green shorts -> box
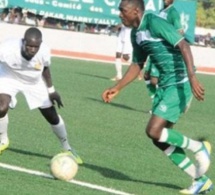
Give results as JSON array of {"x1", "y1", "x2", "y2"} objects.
[
  {"x1": 144, "y1": 58, "x2": 159, "y2": 77},
  {"x1": 152, "y1": 81, "x2": 193, "y2": 123}
]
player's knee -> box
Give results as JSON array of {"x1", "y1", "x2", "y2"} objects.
[
  {"x1": 48, "y1": 114, "x2": 59, "y2": 125},
  {"x1": 145, "y1": 126, "x2": 161, "y2": 140},
  {"x1": 0, "y1": 104, "x2": 9, "y2": 118},
  {"x1": 40, "y1": 107, "x2": 60, "y2": 125}
]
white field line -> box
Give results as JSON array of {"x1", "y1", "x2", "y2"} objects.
[{"x1": 0, "y1": 162, "x2": 135, "y2": 195}]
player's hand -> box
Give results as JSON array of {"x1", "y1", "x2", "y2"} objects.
[
  {"x1": 102, "y1": 88, "x2": 119, "y2": 103},
  {"x1": 49, "y1": 91, "x2": 64, "y2": 108},
  {"x1": 122, "y1": 54, "x2": 130, "y2": 61},
  {"x1": 189, "y1": 76, "x2": 205, "y2": 101}
]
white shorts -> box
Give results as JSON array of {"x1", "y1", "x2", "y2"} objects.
[
  {"x1": 0, "y1": 77, "x2": 52, "y2": 110},
  {"x1": 116, "y1": 39, "x2": 132, "y2": 55}
]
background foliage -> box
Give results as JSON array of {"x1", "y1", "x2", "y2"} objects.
[{"x1": 197, "y1": 0, "x2": 215, "y2": 28}]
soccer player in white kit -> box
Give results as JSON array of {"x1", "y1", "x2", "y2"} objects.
[
  {"x1": 111, "y1": 24, "x2": 132, "y2": 81},
  {"x1": 111, "y1": 24, "x2": 143, "y2": 81},
  {"x1": 0, "y1": 27, "x2": 83, "y2": 164}
]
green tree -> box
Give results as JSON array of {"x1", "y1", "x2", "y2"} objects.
[{"x1": 196, "y1": 0, "x2": 215, "y2": 28}]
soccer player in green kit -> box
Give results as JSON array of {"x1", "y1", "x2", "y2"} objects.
[
  {"x1": 102, "y1": 0, "x2": 213, "y2": 194},
  {"x1": 159, "y1": 0, "x2": 184, "y2": 34},
  {"x1": 144, "y1": 0, "x2": 184, "y2": 109}
]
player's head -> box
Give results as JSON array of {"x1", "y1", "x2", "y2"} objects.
[
  {"x1": 21, "y1": 27, "x2": 42, "y2": 60},
  {"x1": 163, "y1": 0, "x2": 174, "y2": 8},
  {"x1": 118, "y1": 0, "x2": 144, "y2": 28}
]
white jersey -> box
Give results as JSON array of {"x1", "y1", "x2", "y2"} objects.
[
  {"x1": 118, "y1": 25, "x2": 131, "y2": 43},
  {"x1": 0, "y1": 38, "x2": 51, "y2": 84}
]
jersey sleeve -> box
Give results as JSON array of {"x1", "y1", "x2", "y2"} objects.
[
  {"x1": 131, "y1": 29, "x2": 147, "y2": 68},
  {"x1": 168, "y1": 8, "x2": 183, "y2": 31},
  {"x1": 149, "y1": 15, "x2": 184, "y2": 47}
]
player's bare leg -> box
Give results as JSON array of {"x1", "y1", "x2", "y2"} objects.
[{"x1": 39, "y1": 106, "x2": 83, "y2": 164}]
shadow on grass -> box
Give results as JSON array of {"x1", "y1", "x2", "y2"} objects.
[
  {"x1": 7, "y1": 147, "x2": 180, "y2": 190},
  {"x1": 75, "y1": 72, "x2": 110, "y2": 80},
  {"x1": 86, "y1": 97, "x2": 147, "y2": 113},
  {"x1": 83, "y1": 163, "x2": 181, "y2": 190},
  {"x1": 8, "y1": 148, "x2": 52, "y2": 159}
]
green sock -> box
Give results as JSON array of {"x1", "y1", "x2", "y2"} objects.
[
  {"x1": 159, "y1": 128, "x2": 202, "y2": 153},
  {"x1": 165, "y1": 146, "x2": 197, "y2": 178}
]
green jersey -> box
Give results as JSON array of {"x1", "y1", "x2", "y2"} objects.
[
  {"x1": 159, "y1": 5, "x2": 183, "y2": 32},
  {"x1": 131, "y1": 13, "x2": 187, "y2": 88}
]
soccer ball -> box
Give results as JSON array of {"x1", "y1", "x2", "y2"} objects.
[{"x1": 50, "y1": 152, "x2": 78, "y2": 181}]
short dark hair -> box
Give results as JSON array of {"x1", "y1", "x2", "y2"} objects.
[
  {"x1": 24, "y1": 27, "x2": 42, "y2": 41},
  {"x1": 120, "y1": 0, "x2": 144, "y2": 11}
]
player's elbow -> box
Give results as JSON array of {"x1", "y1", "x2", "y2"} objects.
[{"x1": 177, "y1": 39, "x2": 190, "y2": 53}]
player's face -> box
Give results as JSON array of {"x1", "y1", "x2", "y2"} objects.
[
  {"x1": 22, "y1": 38, "x2": 42, "y2": 60},
  {"x1": 118, "y1": 1, "x2": 139, "y2": 28},
  {"x1": 163, "y1": 0, "x2": 174, "y2": 7}
]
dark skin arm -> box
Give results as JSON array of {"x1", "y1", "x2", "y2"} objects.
[
  {"x1": 177, "y1": 39, "x2": 204, "y2": 101},
  {"x1": 42, "y1": 66, "x2": 53, "y2": 88},
  {"x1": 42, "y1": 67, "x2": 63, "y2": 108},
  {"x1": 102, "y1": 64, "x2": 142, "y2": 102}
]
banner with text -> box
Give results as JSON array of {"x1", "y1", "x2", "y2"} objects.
[
  {"x1": 0, "y1": 0, "x2": 121, "y2": 25},
  {"x1": 0, "y1": 0, "x2": 196, "y2": 42}
]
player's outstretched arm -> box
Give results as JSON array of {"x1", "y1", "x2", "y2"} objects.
[
  {"x1": 177, "y1": 40, "x2": 205, "y2": 101},
  {"x1": 102, "y1": 64, "x2": 142, "y2": 103},
  {"x1": 42, "y1": 66, "x2": 53, "y2": 88},
  {"x1": 43, "y1": 67, "x2": 64, "y2": 108}
]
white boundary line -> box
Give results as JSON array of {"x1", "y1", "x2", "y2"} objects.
[{"x1": 0, "y1": 162, "x2": 135, "y2": 195}]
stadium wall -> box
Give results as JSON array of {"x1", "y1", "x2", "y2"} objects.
[{"x1": 1, "y1": 23, "x2": 214, "y2": 73}]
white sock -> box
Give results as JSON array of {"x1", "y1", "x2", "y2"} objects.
[
  {"x1": 165, "y1": 146, "x2": 198, "y2": 179},
  {"x1": 51, "y1": 115, "x2": 71, "y2": 151},
  {"x1": 0, "y1": 114, "x2": 9, "y2": 144},
  {"x1": 115, "y1": 58, "x2": 122, "y2": 79},
  {"x1": 186, "y1": 139, "x2": 203, "y2": 153}
]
